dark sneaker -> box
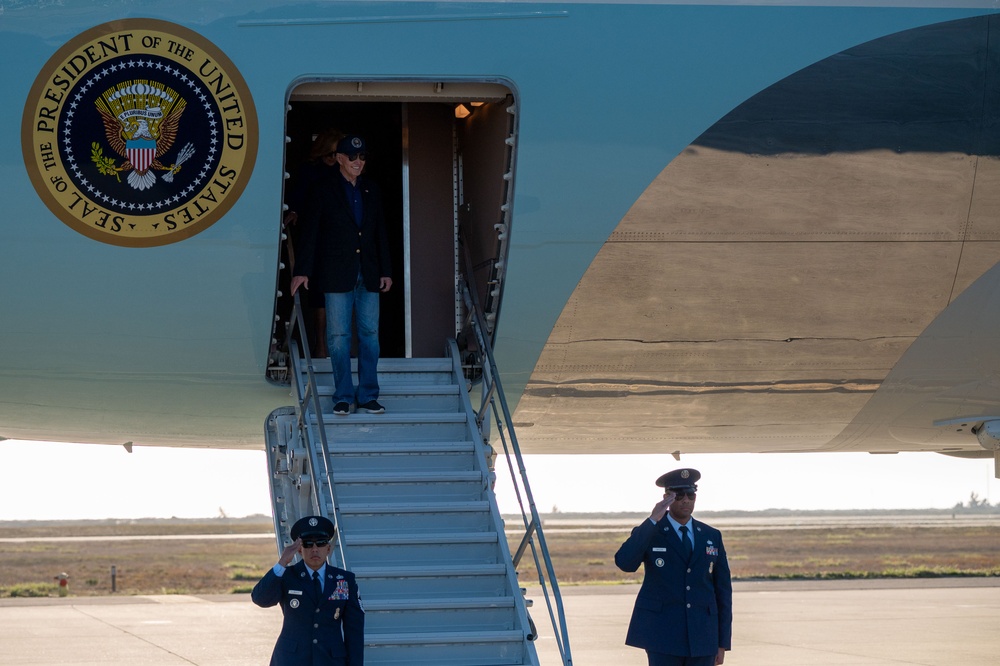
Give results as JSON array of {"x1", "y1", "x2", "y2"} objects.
[
  {"x1": 333, "y1": 402, "x2": 351, "y2": 416},
  {"x1": 357, "y1": 400, "x2": 385, "y2": 414}
]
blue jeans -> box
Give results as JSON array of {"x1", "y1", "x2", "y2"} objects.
[{"x1": 326, "y1": 276, "x2": 380, "y2": 405}]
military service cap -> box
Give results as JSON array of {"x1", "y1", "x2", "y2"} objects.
[
  {"x1": 290, "y1": 515, "x2": 335, "y2": 541},
  {"x1": 655, "y1": 468, "x2": 701, "y2": 491}
]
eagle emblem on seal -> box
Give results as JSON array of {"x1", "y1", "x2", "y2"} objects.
[{"x1": 92, "y1": 81, "x2": 194, "y2": 191}]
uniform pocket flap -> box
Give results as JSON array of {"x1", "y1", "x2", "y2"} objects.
[{"x1": 635, "y1": 596, "x2": 663, "y2": 612}]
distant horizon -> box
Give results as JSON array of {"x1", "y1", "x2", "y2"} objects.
[
  {"x1": 1, "y1": 441, "x2": 996, "y2": 521},
  {"x1": 3, "y1": 504, "x2": 1000, "y2": 526}
]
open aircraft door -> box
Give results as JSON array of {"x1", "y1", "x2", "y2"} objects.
[{"x1": 269, "y1": 79, "x2": 515, "y2": 377}]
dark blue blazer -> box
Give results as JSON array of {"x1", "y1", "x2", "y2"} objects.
[
  {"x1": 615, "y1": 517, "x2": 732, "y2": 657},
  {"x1": 251, "y1": 561, "x2": 365, "y2": 666},
  {"x1": 294, "y1": 171, "x2": 392, "y2": 294}
]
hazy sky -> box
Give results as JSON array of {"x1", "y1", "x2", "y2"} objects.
[{"x1": 1, "y1": 439, "x2": 994, "y2": 521}]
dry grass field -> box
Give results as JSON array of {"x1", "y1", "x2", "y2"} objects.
[
  {"x1": 1, "y1": 516, "x2": 998, "y2": 597},
  {"x1": 519, "y1": 524, "x2": 1000, "y2": 585}
]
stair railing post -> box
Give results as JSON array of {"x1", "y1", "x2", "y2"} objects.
[
  {"x1": 285, "y1": 292, "x2": 348, "y2": 570},
  {"x1": 458, "y1": 239, "x2": 574, "y2": 665}
]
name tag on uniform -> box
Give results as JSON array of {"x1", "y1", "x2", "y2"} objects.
[
  {"x1": 288, "y1": 590, "x2": 303, "y2": 595},
  {"x1": 652, "y1": 547, "x2": 666, "y2": 552}
]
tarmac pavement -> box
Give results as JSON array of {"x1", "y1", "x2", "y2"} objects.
[{"x1": 0, "y1": 579, "x2": 997, "y2": 665}]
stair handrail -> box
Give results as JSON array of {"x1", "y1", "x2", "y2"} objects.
[
  {"x1": 459, "y1": 247, "x2": 574, "y2": 666},
  {"x1": 286, "y1": 291, "x2": 348, "y2": 570}
]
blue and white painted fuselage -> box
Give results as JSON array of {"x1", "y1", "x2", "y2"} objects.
[{"x1": 4, "y1": 1, "x2": 1000, "y2": 467}]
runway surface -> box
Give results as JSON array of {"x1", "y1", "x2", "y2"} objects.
[{"x1": 0, "y1": 578, "x2": 997, "y2": 665}]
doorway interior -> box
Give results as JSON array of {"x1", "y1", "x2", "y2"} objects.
[{"x1": 268, "y1": 79, "x2": 516, "y2": 383}]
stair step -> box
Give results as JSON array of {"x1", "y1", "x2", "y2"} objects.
[
  {"x1": 364, "y1": 597, "x2": 515, "y2": 612},
  {"x1": 364, "y1": 632, "x2": 529, "y2": 666},
  {"x1": 328, "y1": 442, "x2": 478, "y2": 474},
  {"x1": 365, "y1": 630, "x2": 526, "y2": 646},
  {"x1": 316, "y1": 384, "x2": 461, "y2": 396},
  {"x1": 335, "y1": 471, "x2": 483, "y2": 484},
  {"x1": 338, "y1": 501, "x2": 491, "y2": 514},
  {"x1": 299, "y1": 357, "x2": 453, "y2": 374},
  {"x1": 354, "y1": 563, "x2": 507, "y2": 577},
  {"x1": 311, "y1": 384, "x2": 463, "y2": 412},
  {"x1": 312, "y1": 412, "x2": 467, "y2": 425},
  {"x1": 354, "y1": 563, "x2": 511, "y2": 598},
  {"x1": 333, "y1": 476, "x2": 485, "y2": 503},
  {"x1": 363, "y1": 596, "x2": 519, "y2": 633},
  {"x1": 310, "y1": 412, "x2": 472, "y2": 443},
  {"x1": 330, "y1": 441, "x2": 475, "y2": 454},
  {"x1": 336, "y1": 501, "x2": 496, "y2": 533},
  {"x1": 344, "y1": 532, "x2": 498, "y2": 546},
  {"x1": 346, "y1": 530, "x2": 503, "y2": 567},
  {"x1": 365, "y1": 646, "x2": 524, "y2": 666}
]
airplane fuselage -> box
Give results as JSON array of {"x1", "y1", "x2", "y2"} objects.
[{"x1": 4, "y1": 1, "x2": 1000, "y2": 463}]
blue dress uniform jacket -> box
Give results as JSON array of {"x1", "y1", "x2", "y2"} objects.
[
  {"x1": 615, "y1": 518, "x2": 732, "y2": 658},
  {"x1": 294, "y1": 172, "x2": 392, "y2": 294},
  {"x1": 252, "y1": 562, "x2": 365, "y2": 666}
]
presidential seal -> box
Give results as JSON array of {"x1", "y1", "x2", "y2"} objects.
[{"x1": 21, "y1": 19, "x2": 257, "y2": 247}]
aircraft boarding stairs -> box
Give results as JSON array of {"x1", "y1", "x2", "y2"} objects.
[{"x1": 264, "y1": 301, "x2": 572, "y2": 664}]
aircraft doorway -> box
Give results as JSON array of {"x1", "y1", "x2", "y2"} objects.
[{"x1": 268, "y1": 80, "x2": 516, "y2": 382}]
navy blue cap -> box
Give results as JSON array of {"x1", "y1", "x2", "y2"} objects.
[
  {"x1": 655, "y1": 468, "x2": 700, "y2": 490},
  {"x1": 290, "y1": 515, "x2": 335, "y2": 541},
  {"x1": 336, "y1": 135, "x2": 366, "y2": 155}
]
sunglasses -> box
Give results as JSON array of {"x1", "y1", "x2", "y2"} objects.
[
  {"x1": 301, "y1": 539, "x2": 330, "y2": 549},
  {"x1": 343, "y1": 152, "x2": 367, "y2": 161},
  {"x1": 669, "y1": 490, "x2": 697, "y2": 500}
]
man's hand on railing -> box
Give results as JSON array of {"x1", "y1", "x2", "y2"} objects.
[{"x1": 291, "y1": 275, "x2": 309, "y2": 295}]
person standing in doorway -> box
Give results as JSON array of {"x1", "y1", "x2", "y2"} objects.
[
  {"x1": 614, "y1": 468, "x2": 732, "y2": 665},
  {"x1": 291, "y1": 134, "x2": 393, "y2": 415},
  {"x1": 285, "y1": 129, "x2": 344, "y2": 359}
]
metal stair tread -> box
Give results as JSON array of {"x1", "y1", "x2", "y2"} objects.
[
  {"x1": 343, "y1": 532, "x2": 498, "y2": 546},
  {"x1": 338, "y1": 500, "x2": 491, "y2": 514},
  {"x1": 315, "y1": 384, "x2": 460, "y2": 395},
  {"x1": 364, "y1": 630, "x2": 527, "y2": 645},
  {"x1": 334, "y1": 470, "x2": 483, "y2": 483},
  {"x1": 329, "y1": 441, "x2": 475, "y2": 454},
  {"x1": 352, "y1": 563, "x2": 508, "y2": 577},
  {"x1": 364, "y1": 596, "x2": 516, "y2": 611},
  {"x1": 298, "y1": 357, "x2": 452, "y2": 373},
  {"x1": 310, "y1": 412, "x2": 467, "y2": 424}
]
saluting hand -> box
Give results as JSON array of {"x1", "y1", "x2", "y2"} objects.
[
  {"x1": 278, "y1": 538, "x2": 301, "y2": 567},
  {"x1": 649, "y1": 491, "x2": 676, "y2": 523}
]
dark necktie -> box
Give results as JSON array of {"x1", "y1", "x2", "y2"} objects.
[
  {"x1": 680, "y1": 525, "x2": 693, "y2": 560},
  {"x1": 312, "y1": 570, "x2": 322, "y2": 597}
]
